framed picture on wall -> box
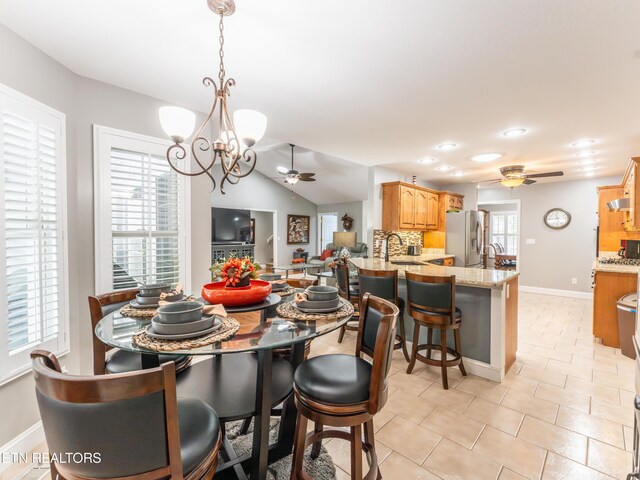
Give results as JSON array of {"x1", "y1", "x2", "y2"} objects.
[{"x1": 287, "y1": 214, "x2": 310, "y2": 244}]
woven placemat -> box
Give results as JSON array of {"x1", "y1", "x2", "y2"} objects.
[
  {"x1": 131, "y1": 317, "x2": 241, "y2": 352},
  {"x1": 276, "y1": 300, "x2": 354, "y2": 322},
  {"x1": 273, "y1": 286, "x2": 297, "y2": 298}
]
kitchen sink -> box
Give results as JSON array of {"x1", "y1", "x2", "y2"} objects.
[{"x1": 390, "y1": 261, "x2": 424, "y2": 266}]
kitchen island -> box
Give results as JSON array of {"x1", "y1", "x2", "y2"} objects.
[{"x1": 350, "y1": 256, "x2": 519, "y2": 382}]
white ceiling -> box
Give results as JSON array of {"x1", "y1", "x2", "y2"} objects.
[
  {"x1": 255, "y1": 143, "x2": 368, "y2": 204},
  {"x1": 3, "y1": 0, "x2": 640, "y2": 187}
]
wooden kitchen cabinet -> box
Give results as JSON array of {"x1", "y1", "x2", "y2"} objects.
[
  {"x1": 443, "y1": 257, "x2": 454, "y2": 266},
  {"x1": 426, "y1": 192, "x2": 439, "y2": 229},
  {"x1": 593, "y1": 271, "x2": 637, "y2": 347},
  {"x1": 445, "y1": 193, "x2": 464, "y2": 212},
  {"x1": 382, "y1": 182, "x2": 442, "y2": 231}
]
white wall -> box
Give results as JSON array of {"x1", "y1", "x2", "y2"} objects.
[
  {"x1": 477, "y1": 176, "x2": 622, "y2": 293},
  {"x1": 0, "y1": 24, "x2": 213, "y2": 447},
  {"x1": 317, "y1": 201, "x2": 364, "y2": 251}
]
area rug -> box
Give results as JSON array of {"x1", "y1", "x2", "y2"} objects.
[{"x1": 225, "y1": 418, "x2": 337, "y2": 480}]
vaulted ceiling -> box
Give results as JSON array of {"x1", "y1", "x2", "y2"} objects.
[{"x1": 2, "y1": 0, "x2": 640, "y2": 187}]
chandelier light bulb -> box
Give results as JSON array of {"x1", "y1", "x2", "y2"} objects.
[
  {"x1": 159, "y1": 106, "x2": 196, "y2": 144},
  {"x1": 233, "y1": 109, "x2": 267, "y2": 147}
]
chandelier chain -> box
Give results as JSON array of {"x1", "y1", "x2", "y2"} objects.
[{"x1": 218, "y1": 13, "x2": 225, "y2": 85}]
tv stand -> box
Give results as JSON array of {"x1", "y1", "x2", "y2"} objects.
[{"x1": 211, "y1": 244, "x2": 255, "y2": 263}]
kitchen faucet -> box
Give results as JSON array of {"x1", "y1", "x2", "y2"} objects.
[{"x1": 384, "y1": 233, "x2": 403, "y2": 262}]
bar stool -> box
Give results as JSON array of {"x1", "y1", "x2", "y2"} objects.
[
  {"x1": 358, "y1": 268, "x2": 409, "y2": 362},
  {"x1": 290, "y1": 294, "x2": 399, "y2": 480},
  {"x1": 335, "y1": 260, "x2": 360, "y2": 343},
  {"x1": 405, "y1": 272, "x2": 466, "y2": 389}
]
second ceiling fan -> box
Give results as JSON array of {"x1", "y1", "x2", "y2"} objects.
[
  {"x1": 277, "y1": 144, "x2": 316, "y2": 185},
  {"x1": 488, "y1": 165, "x2": 564, "y2": 188}
]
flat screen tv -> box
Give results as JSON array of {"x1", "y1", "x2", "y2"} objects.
[{"x1": 211, "y1": 207, "x2": 254, "y2": 244}]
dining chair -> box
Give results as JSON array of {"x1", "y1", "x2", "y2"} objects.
[
  {"x1": 88, "y1": 289, "x2": 191, "y2": 375},
  {"x1": 405, "y1": 272, "x2": 467, "y2": 389},
  {"x1": 335, "y1": 261, "x2": 360, "y2": 343},
  {"x1": 290, "y1": 294, "x2": 399, "y2": 480},
  {"x1": 31, "y1": 349, "x2": 222, "y2": 480},
  {"x1": 357, "y1": 267, "x2": 409, "y2": 362}
]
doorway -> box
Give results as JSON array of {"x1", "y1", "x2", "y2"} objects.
[
  {"x1": 250, "y1": 210, "x2": 277, "y2": 267},
  {"x1": 318, "y1": 212, "x2": 338, "y2": 252},
  {"x1": 477, "y1": 200, "x2": 521, "y2": 270}
]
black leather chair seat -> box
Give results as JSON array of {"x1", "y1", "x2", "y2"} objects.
[
  {"x1": 294, "y1": 354, "x2": 371, "y2": 405},
  {"x1": 412, "y1": 306, "x2": 462, "y2": 320},
  {"x1": 177, "y1": 398, "x2": 220, "y2": 475},
  {"x1": 106, "y1": 350, "x2": 189, "y2": 374},
  {"x1": 177, "y1": 353, "x2": 294, "y2": 421}
]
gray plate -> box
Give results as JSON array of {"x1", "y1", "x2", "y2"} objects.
[
  {"x1": 271, "y1": 283, "x2": 289, "y2": 292},
  {"x1": 130, "y1": 299, "x2": 160, "y2": 309},
  {"x1": 135, "y1": 294, "x2": 161, "y2": 306},
  {"x1": 295, "y1": 297, "x2": 341, "y2": 309},
  {"x1": 292, "y1": 298, "x2": 345, "y2": 313},
  {"x1": 151, "y1": 315, "x2": 217, "y2": 335},
  {"x1": 145, "y1": 318, "x2": 222, "y2": 340}
]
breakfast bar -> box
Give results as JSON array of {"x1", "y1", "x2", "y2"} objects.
[{"x1": 350, "y1": 256, "x2": 520, "y2": 382}]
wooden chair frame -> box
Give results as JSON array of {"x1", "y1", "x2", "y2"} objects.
[
  {"x1": 357, "y1": 268, "x2": 409, "y2": 362},
  {"x1": 290, "y1": 294, "x2": 399, "y2": 480},
  {"x1": 88, "y1": 289, "x2": 191, "y2": 375},
  {"x1": 335, "y1": 261, "x2": 360, "y2": 343},
  {"x1": 31, "y1": 350, "x2": 221, "y2": 480},
  {"x1": 404, "y1": 272, "x2": 467, "y2": 389}
]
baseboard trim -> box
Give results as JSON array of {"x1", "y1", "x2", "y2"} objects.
[
  {"x1": 0, "y1": 422, "x2": 44, "y2": 474},
  {"x1": 520, "y1": 285, "x2": 593, "y2": 300}
]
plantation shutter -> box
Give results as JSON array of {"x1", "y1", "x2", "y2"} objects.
[
  {"x1": 93, "y1": 126, "x2": 190, "y2": 295},
  {"x1": 0, "y1": 85, "x2": 68, "y2": 381}
]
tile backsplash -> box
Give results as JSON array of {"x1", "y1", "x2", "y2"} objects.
[{"x1": 373, "y1": 230, "x2": 424, "y2": 258}]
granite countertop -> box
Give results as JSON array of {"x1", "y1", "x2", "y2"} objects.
[
  {"x1": 592, "y1": 258, "x2": 640, "y2": 274},
  {"x1": 390, "y1": 253, "x2": 455, "y2": 262},
  {"x1": 350, "y1": 257, "x2": 519, "y2": 288}
]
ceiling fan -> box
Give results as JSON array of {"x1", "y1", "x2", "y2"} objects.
[
  {"x1": 485, "y1": 165, "x2": 564, "y2": 188},
  {"x1": 277, "y1": 144, "x2": 316, "y2": 185}
]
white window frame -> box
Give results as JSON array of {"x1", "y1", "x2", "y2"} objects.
[
  {"x1": 93, "y1": 125, "x2": 191, "y2": 294},
  {"x1": 490, "y1": 211, "x2": 519, "y2": 256},
  {"x1": 0, "y1": 84, "x2": 69, "y2": 385}
]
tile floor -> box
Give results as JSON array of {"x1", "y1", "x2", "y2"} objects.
[{"x1": 309, "y1": 292, "x2": 636, "y2": 480}]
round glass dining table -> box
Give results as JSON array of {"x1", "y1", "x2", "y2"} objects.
[{"x1": 95, "y1": 292, "x2": 353, "y2": 480}]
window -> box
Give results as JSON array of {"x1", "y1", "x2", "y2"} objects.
[
  {"x1": 490, "y1": 212, "x2": 518, "y2": 255},
  {"x1": 0, "y1": 84, "x2": 68, "y2": 382},
  {"x1": 94, "y1": 126, "x2": 190, "y2": 294}
]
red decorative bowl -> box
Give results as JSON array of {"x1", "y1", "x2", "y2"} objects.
[{"x1": 201, "y1": 280, "x2": 273, "y2": 307}]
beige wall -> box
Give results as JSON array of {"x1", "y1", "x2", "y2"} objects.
[{"x1": 0, "y1": 24, "x2": 211, "y2": 446}]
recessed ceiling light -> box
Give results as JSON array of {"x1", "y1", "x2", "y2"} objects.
[
  {"x1": 417, "y1": 157, "x2": 436, "y2": 164},
  {"x1": 579, "y1": 166, "x2": 598, "y2": 172},
  {"x1": 578, "y1": 158, "x2": 597, "y2": 165},
  {"x1": 502, "y1": 128, "x2": 527, "y2": 137},
  {"x1": 571, "y1": 139, "x2": 596, "y2": 148},
  {"x1": 575, "y1": 150, "x2": 596, "y2": 157},
  {"x1": 471, "y1": 153, "x2": 503, "y2": 162},
  {"x1": 436, "y1": 165, "x2": 453, "y2": 172},
  {"x1": 451, "y1": 172, "x2": 465, "y2": 177},
  {"x1": 582, "y1": 172, "x2": 595, "y2": 177},
  {"x1": 437, "y1": 143, "x2": 457, "y2": 151}
]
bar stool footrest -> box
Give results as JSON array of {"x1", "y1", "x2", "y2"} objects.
[{"x1": 414, "y1": 343, "x2": 463, "y2": 368}]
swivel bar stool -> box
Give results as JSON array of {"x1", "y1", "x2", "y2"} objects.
[
  {"x1": 357, "y1": 267, "x2": 409, "y2": 362},
  {"x1": 405, "y1": 272, "x2": 466, "y2": 389},
  {"x1": 335, "y1": 260, "x2": 360, "y2": 343},
  {"x1": 290, "y1": 294, "x2": 399, "y2": 480}
]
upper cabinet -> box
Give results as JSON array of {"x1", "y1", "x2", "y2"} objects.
[
  {"x1": 382, "y1": 182, "x2": 458, "y2": 231},
  {"x1": 444, "y1": 193, "x2": 464, "y2": 212}
]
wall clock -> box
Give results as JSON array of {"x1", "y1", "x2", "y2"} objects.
[{"x1": 544, "y1": 208, "x2": 571, "y2": 230}]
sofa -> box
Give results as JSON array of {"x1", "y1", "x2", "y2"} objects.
[{"x1": 309, "y1": 242, "x2": 368, "y2": 271}]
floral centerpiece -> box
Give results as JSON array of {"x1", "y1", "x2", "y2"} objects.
[{"x1": 210, "y1": 256, "x2": 261, "y2": 288}]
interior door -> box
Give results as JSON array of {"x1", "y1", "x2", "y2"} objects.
[{"x1": 319, "y1": 213, "x2": 338, "y2": 251}]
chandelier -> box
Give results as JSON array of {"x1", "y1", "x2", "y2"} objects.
[{"x1": 158, "y1": 0, "x2": 267, "y2": 193}]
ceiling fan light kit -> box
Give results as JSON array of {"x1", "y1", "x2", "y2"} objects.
[
  {"x1": 278, "y1": 144, "x2": 316, "y2": 185},
  {"x1": 158, "y1": 0, "x2": 267, "y2": 193}
]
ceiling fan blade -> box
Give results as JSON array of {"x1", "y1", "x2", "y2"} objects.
[
  {"x1": 298, "y1": 172, "x2": 316, "y2": 177},
  {"x1": 277, "y1": 165, "x2": 289, "y2": 174},
  {"x1": 523, "y1": 179, "x2": 537, "y2": 185},
  {"x1": 298, "y1": 177, "x2": 316, "y2": 182},
  {"x1": 524, "y1": 171, "x2": 564, "y2": 179}
]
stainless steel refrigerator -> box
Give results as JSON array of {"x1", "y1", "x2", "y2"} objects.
[{"x1": 445, "y1": 210, "x2": 484, "y2": 267}]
